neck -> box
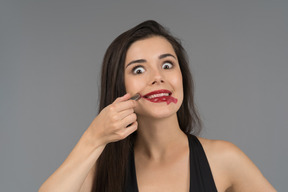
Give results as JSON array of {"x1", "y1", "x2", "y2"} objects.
[{"x1": 134, "y1": 114, "x2": 187, "y2": 161}]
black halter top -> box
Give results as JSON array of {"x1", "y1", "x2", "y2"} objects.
[{"x1": 125, "y1": 134, "x2": 217, "y2": 191}]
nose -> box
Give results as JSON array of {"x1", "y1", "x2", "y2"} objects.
[
  {"x1": 152, "y1": 78, "x2": 164, "y2": 85},
  {"x1": 150, "y1": 69, "x2": 165, "y2": 85}
]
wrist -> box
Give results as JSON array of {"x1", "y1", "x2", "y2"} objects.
[{"x1": 81, "y1": 129, "x2": 106, "y2": 150}]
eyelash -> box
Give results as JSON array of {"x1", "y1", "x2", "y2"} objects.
[{"x1": 131, "y1": 61, "x2": 174, "y2": 75}]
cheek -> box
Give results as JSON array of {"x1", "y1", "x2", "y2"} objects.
[
  {"x1": 172, "y1": 72, "x2": 184, "y2": 105},
  {"x1": 125, "y1": 75, "x2": 146, "y2": 93},
  {"x1": 171, "y1": 72, "x2": 183, "y2": 91}
]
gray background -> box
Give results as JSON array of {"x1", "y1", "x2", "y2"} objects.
[{"x1": 0, "y1": 0, "x2": 287, "y2": 191}]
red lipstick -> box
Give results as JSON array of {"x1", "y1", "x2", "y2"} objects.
[{"x1": 143, "y1": 89, "x2": 177, "y2": 104}]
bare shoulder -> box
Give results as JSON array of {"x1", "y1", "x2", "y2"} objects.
[
  {"x1": 197, "y1": 137, "x2": 244, "y2": 165},
  {"x1": 197, "y1": 137, "x2": 238, "y2": 156},
  {"x1": 197, "y1": 137, "x2": 276, "y2": 192}
]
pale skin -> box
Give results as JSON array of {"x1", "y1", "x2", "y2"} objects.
[{"x1": 39, "y1": 36, "x2": 276, "y2": 192}]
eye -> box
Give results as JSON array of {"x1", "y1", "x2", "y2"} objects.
[
  {"x1": 162, "y1": 62, "x2": 173, "y2": 69},
  {"x1": 132, "y1": 66, "x2": 145, "y2": 74}
]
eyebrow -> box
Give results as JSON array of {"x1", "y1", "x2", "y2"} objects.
[{"x1": 125, "y1": 53, "x2": 176, "y2": 68}]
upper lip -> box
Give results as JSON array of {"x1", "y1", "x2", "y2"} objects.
[{"x1": 143, "y1": 89, "x2": 172, "y2": 98}]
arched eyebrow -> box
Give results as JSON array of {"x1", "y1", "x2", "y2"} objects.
[
  {"x1": 159, "y1": 53, "x2": 176, "y2": 60},
  {"x1": 125, "y1": 59, "x2": 146, "y2": 69},
  {"x1": 125, "y1": 53, "x2": 176, "y2": 69}
]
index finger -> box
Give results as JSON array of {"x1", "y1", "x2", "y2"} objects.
[
  {"x1": 114, "y1": 99, "x2": 136, "y2": 112},
  {"x1": 113, "y1": 93, "x2": 131, "y2": 104}
]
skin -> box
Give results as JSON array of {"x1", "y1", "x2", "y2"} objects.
[
  {"x1": 39, "y1": 93, "x2": 138, "y2": 192},
  {"x1": 124, "y1": 35, "x2": 189, "y2": 191},
  {"x1": 124, "y1": 36, "x2": 276, "y2": 192},
  {"x1": 39, "y1": 36, "x2": 276, "y2": 192}
]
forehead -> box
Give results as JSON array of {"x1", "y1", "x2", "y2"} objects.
[{"x1": 125, "y1": 36, "x2": 176, "y2": 62}]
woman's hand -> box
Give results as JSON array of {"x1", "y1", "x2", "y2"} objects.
[
  {"x1": 86, "y1": 93, "x2": 138, "y2": 147},
  {"x1": 39, "y1": 93, "x2": 138, "y2": 192}
]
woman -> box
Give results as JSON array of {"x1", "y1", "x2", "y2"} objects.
[{"x1": 39, "y1": 20, "x2": 276, "y2": 192}]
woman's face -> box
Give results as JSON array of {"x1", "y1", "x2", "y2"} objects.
[{"x1": 124, "y1": 36, "x2": 183, "y2": 119}]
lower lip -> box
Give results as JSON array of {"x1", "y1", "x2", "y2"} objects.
[{"x1": 144, "y1": 96, "x2": 178, "y2": 105}]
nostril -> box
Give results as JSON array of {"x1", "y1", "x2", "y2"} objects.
[{"x1": 152, "y1": 79, "x2": 164, "y2": 85}]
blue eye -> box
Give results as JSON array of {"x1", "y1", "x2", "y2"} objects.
[
  {"x1": 162, "y1": 62, "x2": 173, "y2": 69},
  {"x1": 132, "y1": 66, "x2": 145, "y2": 74}
]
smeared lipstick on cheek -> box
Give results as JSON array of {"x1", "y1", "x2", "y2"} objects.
[{"x1": 166, "y1": 96, "x2": 177, "y2": 104}]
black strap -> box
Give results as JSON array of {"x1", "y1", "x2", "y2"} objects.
[
  {"x1": 125, "y1": 148, "x2": 139, "y2": 192},
  {"x1": 188, "y1": 134, "x2": 217, "y2": 191}
]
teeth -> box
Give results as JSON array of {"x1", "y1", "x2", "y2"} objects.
[{"x1": 147, "y1": 93, "x2": 169, "y2": 99}]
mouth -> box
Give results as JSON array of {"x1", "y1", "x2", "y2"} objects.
[
  {"x1": 142, "y1": 89, "x2": 176, "y2": 104},
  {"x1": 143, "y1": 89, "x2": 172, "y2": 99}
]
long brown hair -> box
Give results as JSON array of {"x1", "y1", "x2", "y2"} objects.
[{"x1": 92, "y1": 20, "x2": 202, "y2": 192}]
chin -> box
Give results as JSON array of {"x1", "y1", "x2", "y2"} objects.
[
  {"x1": 138, "y1": 112, "x2": 177, "y2": 120},
  {"x1": 135, "y1": 104, "x2": 181, "y2": 119}
]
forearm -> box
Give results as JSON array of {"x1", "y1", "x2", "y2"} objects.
[
  {"x1": 39, "y1": 130, "x2": 105, "y2": 192},
  {"x1": 39, "y1": 94, "x2": 137, "y2": 192}
]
